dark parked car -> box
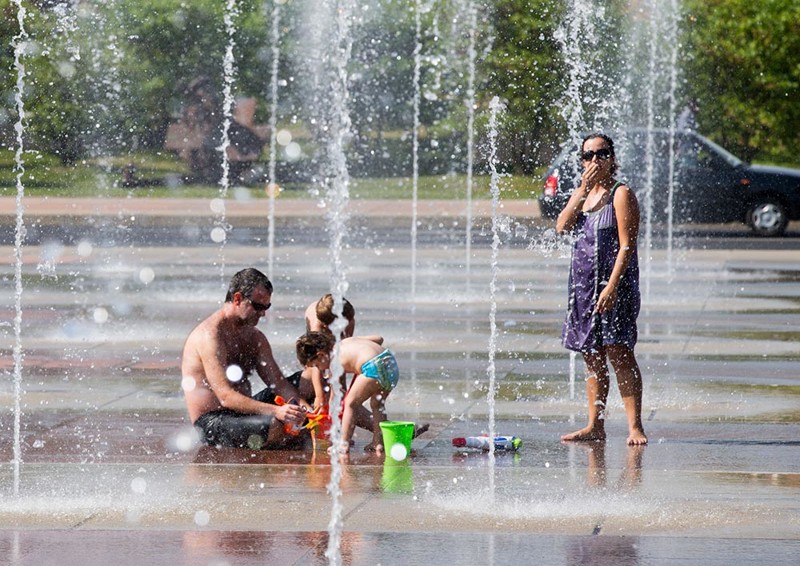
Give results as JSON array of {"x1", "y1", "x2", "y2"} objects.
[{"x1": 538, "y1": 128, "x2": 800, "y2": 236}]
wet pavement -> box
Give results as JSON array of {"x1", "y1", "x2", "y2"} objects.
[{"x1": 1, "y1": 197, "x2": 799, "y2": 565}]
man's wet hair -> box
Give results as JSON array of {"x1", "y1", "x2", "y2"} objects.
[
  {"x1": 316, "y1": 294, "x2": 355, "y2": 325},
  {"x1": 225, "y1": 267, "x2": 273, "y2": 302},
  {"x1": 296, "y1": 331, "x2": 336, "y2": 366}
]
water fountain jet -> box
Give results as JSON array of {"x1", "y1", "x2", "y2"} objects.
[
  {"x1": 266, "y1": 0, "x2": 283, "y2": 282},
  {"x1": 215, "y1": 0, "x2": 240, "y2": 288},
  {"x1": 485, "y1": 95, "x2": 505, "y2": 493},
  {"x1": 11, "y1": 0, "x2": 29, "y2": 498}
]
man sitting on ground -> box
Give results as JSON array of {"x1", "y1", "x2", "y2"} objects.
[{"x1": 181, "y1": 267, "x2": 310, "y2": 449}]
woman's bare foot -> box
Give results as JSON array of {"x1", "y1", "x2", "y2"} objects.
[
  {"x1": 413, "y1": 423, "x2": 430, "y2": 438},
  {"x1": 561, "y1": 426, "x2": 606, "y2": 442},
  {"x1": 626, "y1": 428, "x2": 648, "y2": 445}
]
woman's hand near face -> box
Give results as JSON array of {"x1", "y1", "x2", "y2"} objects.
[{"x1": 581, "y1": 161, "x2": 601, "y2": 192}]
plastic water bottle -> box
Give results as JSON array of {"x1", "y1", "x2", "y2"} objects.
[{"x1": 452, "y1": 435, "x2": 522, "y2": 451}]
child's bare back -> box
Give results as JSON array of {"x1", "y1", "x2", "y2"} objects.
[{"x1": 338, "y1": 337, "x2": 386, "y2": 376}]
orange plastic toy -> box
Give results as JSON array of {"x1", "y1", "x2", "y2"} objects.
[{"x1": 274, "y1": 396, "x2": 331, "y2": 438}]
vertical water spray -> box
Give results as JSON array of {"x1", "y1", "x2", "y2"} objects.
[
  {"x1": 266, "y1": 0, "x2": 283, "y2": 281},
  {"x1": 84, "y1": 0, "x2": 125, "y2": 187},
  {"x1": 554, "y1": 0, "x2": 604, "y2": 400},
  {"x1": 664, "y1": 0, "x2": 681, "y2": 275},
  {"x1": 53, "y1": 1, "x2": 81, "y2": 60},
  {"x1": 554, "y1": 2, "x2": 585, "y2": 401},
  {"x1": 408, "y1": 0, "x2": 424, "y2": 405},
  {"x1": 641, "y1": 1, "x2": 658, "y2": 303},
  {"x1": 315, "y1": 1, "x2": 356, "y2": 563},
  {"x1": 411, "y1": 0, "x2": 422, "y2": 302},
  {"x1": 464, "y1": 0, "x2": 477, "y2": 284},
  {"x1": 11, "y1": 0, "x2": 28, "y2": 497},
  {"x1": 633, "y1": 0, "x2": 684, "y2": 299},
  {"x1": 215, "y1": 0, "x2": 239, "y2": 287},
  {"x1": 485, "y1": 96, "x2": 505, "y2": 495}
]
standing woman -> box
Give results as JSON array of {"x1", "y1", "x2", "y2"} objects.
[{"x1": 557, "y1": 133, "x2": 648, "y2": 445}]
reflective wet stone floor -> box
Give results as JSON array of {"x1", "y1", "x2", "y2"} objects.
[{"x1": 1, "y1": 200, "x2": 799, "y2": 564}]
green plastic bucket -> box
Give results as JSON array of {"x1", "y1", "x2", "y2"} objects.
[{"x1": 379, "y1": 420, "x2": 414, "y2": 461}]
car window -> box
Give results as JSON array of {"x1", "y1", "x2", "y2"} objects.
[
  {"x1": 675, "y1": 136, "x2": 704, "y2": 169},
  {"x1": 615, "y1": 132, "x2": 671, "y2": 190},
  {"x1": 695, "y1": 135, "x2": 744, "y2": 167},
  {"x1": 675, "y1": 133, "x2": 733, "y2": 170}
]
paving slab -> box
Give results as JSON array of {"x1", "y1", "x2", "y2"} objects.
[{"x1": 1, "y1": 198, "x2": 799, "y2": 565}]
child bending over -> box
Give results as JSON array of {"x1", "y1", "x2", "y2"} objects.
[{"x1": 296, "y1": 331, "x2": 399, "y2": 453}]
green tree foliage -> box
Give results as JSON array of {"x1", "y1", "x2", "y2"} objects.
[
  {"x1": 482, "y1": 0, "x2": 564, "y2": 174},
  {"x1": 1, "y1": 0, "x2": 276, "y2": 165},
  {"x1": 682, "y1": 0, "x2": 800, "y2": 163},
  {"x1": 1, "y1": 0, "x2": 798, "y2": 176},
  {"x1": 118, "y1": 0, "x2": 277, "y2": 142},
  {"x1": 1, "y1": 1, "x2": 88, "y2": 164}
]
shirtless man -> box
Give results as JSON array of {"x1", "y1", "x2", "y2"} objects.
[{"x1": 182, "y1": 267, "x2": 309, "y2": 449}]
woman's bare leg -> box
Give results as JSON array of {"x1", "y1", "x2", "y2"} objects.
[
  {"x1": 561, "y1": 350, "x2": 609, "y2": 442},
  {"x1": 608, "y1": 345, "x2": 647, "y2": 445}
]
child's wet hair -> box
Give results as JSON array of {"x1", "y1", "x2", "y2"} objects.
[
  {"x1": 316, "y1": 294, "x2": 355, "y2": 325},
  {"x1": 296, "y1": 331, "x2": 336, "y2": 366}
]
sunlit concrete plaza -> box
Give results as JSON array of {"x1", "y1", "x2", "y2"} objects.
[{"x1": 1, "y1": 198, "x2": 799, "y2": 565}]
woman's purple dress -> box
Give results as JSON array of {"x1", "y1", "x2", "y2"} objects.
[{"x1": 562, "y1": 182, "x2": 640, "y2": 353}]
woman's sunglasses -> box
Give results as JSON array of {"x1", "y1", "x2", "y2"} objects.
[{"x1": 579, "y1": 148, "x2": 613, "y2": 161}]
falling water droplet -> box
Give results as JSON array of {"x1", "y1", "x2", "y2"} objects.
[
  {"x1": 130, "y1": 477, "x2": 147, "y2": 494},
  {"x1": 93, "y1": 307, "x2": 109, "y2": 324},
  {"x1": 194, "y1": 510, "x2": 210, "y2": 526},
  {"x1": 138, "y1": 267, "x2": 155, "y2": 284},
  {"x1": 210, "y1": 226, "x2": 227, "y2": 243},
  {"x1": 389, "y1": 443, "x2": 408, "y2": 461},
  {"x1": 226, "y1": 364, "x2": 243, "y2": 382}
]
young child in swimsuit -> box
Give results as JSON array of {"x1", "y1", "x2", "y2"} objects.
[{"x1": 296, "y1": 331, "x2": 399, "y2": 454}]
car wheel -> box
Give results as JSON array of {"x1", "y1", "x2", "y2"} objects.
[{"x1": 748, "y1": 199, "x2": 788, "y2": 237}]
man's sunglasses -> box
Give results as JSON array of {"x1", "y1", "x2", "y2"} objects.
[
  {"x1": 246, "y1": 298, "x2": 272, "y2": 312},
  {"x1": 579, "y1": 148, "x2": 613, "y2": 161}
]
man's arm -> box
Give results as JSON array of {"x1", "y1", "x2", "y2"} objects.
[
  {"x1": 253, "y1": 331, "x2": 313, "y2": 412},
  {"x1": 198, "y1": 328, "x2": 306, "y2": 422}
]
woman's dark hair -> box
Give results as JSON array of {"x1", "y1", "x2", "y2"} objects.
[
  {"x1": 225, "y1": 267, "x2": 272, "y2": 302},
  {"x1": 296, "y1": 331, "x2": 335, "y2": 366},
  {"x1": 581, "y1": 132, "x2": 618, "y2": 175}
]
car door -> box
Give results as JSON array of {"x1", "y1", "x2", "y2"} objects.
[
  {"x1": 615, "y1": 130, "x2": 670, "y2": 223},
  {"x1": 673, "y1": 132, "x2": 741, "y2": 223}
]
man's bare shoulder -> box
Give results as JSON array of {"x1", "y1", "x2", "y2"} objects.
[
  {"x1": 242, "y1": 324, "x2": 270, "y2": 348},
  {"x1": 185, "y1": 311, "x2": 219, "y2": 342},
  {"x1": 183, "y1": 310, "x2": 231, "y2": 362}
]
